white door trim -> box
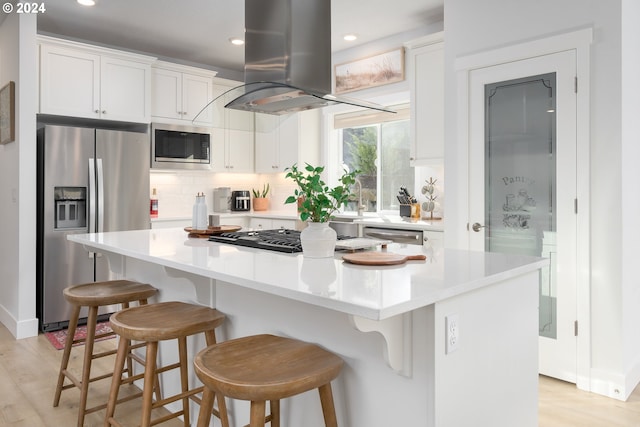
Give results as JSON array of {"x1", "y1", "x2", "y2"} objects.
[{"x1": 454, "y1": 28, "x2": 592, "y2": 392}]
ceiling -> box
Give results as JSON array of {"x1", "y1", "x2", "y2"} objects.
[{"x1": 37, "y1": 0, "x2": 444, "y2": 76}]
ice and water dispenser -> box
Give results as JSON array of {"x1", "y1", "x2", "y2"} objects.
[{"x1": 54, "y1": 187, "x2": 86, "y2": 229}]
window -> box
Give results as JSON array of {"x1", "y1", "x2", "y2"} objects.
[{"x1": 335, "y1": 105, "x2": 413, "y2": 213}]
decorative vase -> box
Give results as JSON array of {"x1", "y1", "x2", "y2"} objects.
[
  {"x1": 253, "y1": 197, "x2": 269, "y2": 211},
  {"x1": 300, "y1": 222, "x2": 337, "y2": 258}
]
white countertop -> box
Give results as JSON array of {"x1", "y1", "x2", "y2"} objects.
[{"x1": 68, "y1": 228, "x2": 546, "y2": 320}]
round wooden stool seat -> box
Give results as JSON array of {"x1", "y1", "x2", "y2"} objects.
[
  {"x1": 105, "y1": 301, "x2": 229, "y2": 427},
  {"x1": 195, "y1": 334, "x2": 344, "y2": 427},
  {"x1": 109, "y1": 300, "x2": 225, "y2": 341},
  {"x1": 63, "y1": 279, "x2": 157, "y2": 307},
  {"x1": 53, "y1": 280, "x2": 158, "y2": 427}
]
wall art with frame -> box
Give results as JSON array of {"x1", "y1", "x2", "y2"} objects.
[
  {"x1": 0, "y1": 81, "x2": 15, "y2": 145},
  {"x1": 334, "y1": 48, "x2": 405, "y2": 94}
]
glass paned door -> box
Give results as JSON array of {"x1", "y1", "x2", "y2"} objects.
[
  {"x1": 468, "y1": 50, "x2": 577, "y2": 383},
  {"x1": 485, "y1": 73, "x2": 557, "y2": 339}
]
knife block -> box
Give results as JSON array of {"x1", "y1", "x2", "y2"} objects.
[
  {"x1": 399, "y1": 204, "x2": 412, "y2": 217},
  {"x1": 399, "y1": 203, "x2": 421, "y2": 218}
]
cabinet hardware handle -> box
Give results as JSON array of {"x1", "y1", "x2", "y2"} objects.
[
  {"x1": 94, "y1": 109, "x2": 100, "y2": 113},
  {"x1": 102, "y1": 110, "x2": 106, "y2": 114}
]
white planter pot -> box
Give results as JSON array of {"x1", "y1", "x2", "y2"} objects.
[{"x1": 300, "y1": 222, "x2": 337, "y2": 258}]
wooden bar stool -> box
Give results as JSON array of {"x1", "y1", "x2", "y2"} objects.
[
  {"x1": 53, "y1": 279, "x2": 158, "y2": 427},
  {"x1": 104, "y1": 301, "x2": 228, "y2": 427},
  {"x1": 194, "y1": 334, "x2": 344, "y2": 427}
]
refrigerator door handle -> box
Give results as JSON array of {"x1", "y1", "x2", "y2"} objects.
[
  {"x1": 88, "y1": 158, "x2": 96, "y2": 258},
  {"x1": 97, "y1": 158, "x2": 104, "y2": 233}
]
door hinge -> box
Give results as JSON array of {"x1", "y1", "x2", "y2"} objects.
[
  {"x1": 574, "y1": 320, "x2": 579, "y2": 336},
  {"x1": 574, "y1": 198, "x2": 578, "y2": 214},
  {"x1": 574, "y1": 76, "x2": 578, "y2": 93}
]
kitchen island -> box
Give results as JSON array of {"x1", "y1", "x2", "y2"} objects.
[{"x1": 68, "y1": 228, "x2": 547, "y2": 427}]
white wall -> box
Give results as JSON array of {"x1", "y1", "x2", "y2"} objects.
[
  {"x1": 444, "y1": 0, "x2": 640, "y2": 399},
  {"x1": 620, "y1": 0, "x2": 640, "y2": 394},
  {"x1": 0, "y1": 13, "x2": 39, "y2": 338}
]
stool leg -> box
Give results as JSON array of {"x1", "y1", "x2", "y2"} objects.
[
  {"x1": 53, "y1": 304, "x2": 81, "y2": 407},
  {"x1": 318, "y1": 383, "x2": 338, "y2": 427},
  {"x1": 196, "y1": 387, "x2": 214, "y2": 427},
  {"x1": 203, "y1": 329, "x2": 231, "y2": 427},
  {"x1": 104, "y1": 334, "x2": 129, "y2": 427},
  {"x1": 249, "y1": 401, "x2": 267, "y2": 427},
  {"x1": 141, "y1": 341, "x2": 159, "y2": 427},
  {"x1": 122, "y1": 302, "x2": 134, "y2": 380},
  {"x1": 178, "y1": 336, "x2": 190, "y2": 427},
  {"x1": 76, "y1": 305, "x2": 99, "y2": 427},
  {"x1": 270, "y1": 400, "x2": 280, "y2": 427}
]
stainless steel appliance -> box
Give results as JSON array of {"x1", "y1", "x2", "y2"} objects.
[
  {"x1": 231, "y1": 190, "x2": 251, "y2": 211},
  {"x1": 193, "y1": 0, "x2": 393, "y2": 119},
  {"x1": 151, "y1": 122, "x2": 211, "y2": 170},
  {"x1": 36, "y1": 125, "x2": 150, "y2": 331},
  {"x1": 362, "y1": 227, "x2": 424, "y2": 245},
  {"x1": 213, "y1": 187, "x2": 231, "y2": 212},
  {"x1": 208, "y1": 229, "x2": 359, "y2": 253}
]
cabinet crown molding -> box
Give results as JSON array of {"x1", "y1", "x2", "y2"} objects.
[
  {"x1": 153, "y1": 60, "x2": 218, "y2": 78},
  {"x1": 37, "y1": 34, "x2": 157, "y2": 64}
]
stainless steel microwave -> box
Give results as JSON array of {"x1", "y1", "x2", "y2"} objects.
[{"x1": 151, "y1": 123, "x2": 212, "y2": 170}]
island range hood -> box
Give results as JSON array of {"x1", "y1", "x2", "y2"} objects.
[{"x1": 195, "y1": 0, "x2": 395, "y2": 118}]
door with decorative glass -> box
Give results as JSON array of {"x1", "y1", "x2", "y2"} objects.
[{"x1": 468, "y1": 50, "x2": 578, "y2": 383}]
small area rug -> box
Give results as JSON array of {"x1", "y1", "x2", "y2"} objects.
[{"x1": 45, "y1": 321, "x2": 114, "y2": 350}]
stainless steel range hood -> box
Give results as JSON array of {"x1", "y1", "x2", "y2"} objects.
[{"x1": 194, "y1": 0, "x2": 395, "y2": 120}]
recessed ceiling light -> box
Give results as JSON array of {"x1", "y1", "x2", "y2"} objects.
[
  {"x1": 77, "y1": 0, "x2": 96, "y2": 6},
  {"x1": 343, "y1": 34, "x2": 358, "y2": 42},
  {"x1": 229, "y1": 37, "x2": 245, "y2": 46}
]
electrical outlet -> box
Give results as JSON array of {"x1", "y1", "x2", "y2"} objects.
[{"x1": 445, "y1": 314, "x2": 459, "y2": 354}]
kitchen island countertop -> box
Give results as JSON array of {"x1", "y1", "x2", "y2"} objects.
[{"x1": 68, "y1": 227, "x2": 545, "y2": 321}]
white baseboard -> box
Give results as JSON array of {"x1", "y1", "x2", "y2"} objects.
[
  {"x1": 0, "y1": 303, "x2": 39, "y2": 339},
  {"x1": 589, "y1": 367, "x2": 639, "y2": 401}
]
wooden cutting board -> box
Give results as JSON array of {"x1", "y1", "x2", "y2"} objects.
[
  {"x1": 342, "y1": 252, "x2": 427, "y2": 266},
  {"x1": 184, "y1": 225, "x2": 241, "y2": 238}
]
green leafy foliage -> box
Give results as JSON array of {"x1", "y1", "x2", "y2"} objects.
[
  {"x1": 252, "y1": 183, "x2": 270, "y2": 198},
  {"x1": 284, "y1": 163, "x2": 358, "y2": 222}
]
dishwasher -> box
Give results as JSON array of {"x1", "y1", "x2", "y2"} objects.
[{"x1": 362, "y1": 227, "x2": 424, "y2": 245}]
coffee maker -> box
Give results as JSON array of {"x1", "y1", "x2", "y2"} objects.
[{"x1": 231, "y1": 190, "x2": 251, "y2": 211}]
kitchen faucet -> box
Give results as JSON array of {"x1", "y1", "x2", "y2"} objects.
[{"x1": 355, "y1": 178, "x2": 366, "y2": 216}]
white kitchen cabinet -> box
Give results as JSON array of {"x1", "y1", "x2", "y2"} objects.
[
  {"x1": 39, "y1": 36, "x2": 154, "y2": 123},
  {"x1": 211, "y1": 126, "x2": 254, "y2": 173},
  {"x1": 151, "y1": 62, "x2": 216, "y2": 124},
  {"x1": 255, "y1": 110, "x2": 320, "y2": 173},
  {"x1": 423, "y1": 230, "x2": 443, "y2": 249},
  {"x1": 210, "y1": 78, "x2": 255, "y2": 173},
  {"x1": 406, "y1": 32, "x2": 444, "y2": 165},
  {"x1": 249, "y1": 217, "x2": 296, "y2": 230}
]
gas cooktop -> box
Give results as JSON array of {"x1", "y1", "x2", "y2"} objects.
[{"x1": 208, "y1": 228, "x2": 354, "y2": 253}]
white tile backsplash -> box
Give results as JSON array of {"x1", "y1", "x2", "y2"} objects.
[{"x1": 150, "y1": 171, "x2": 298, "y2": 218}]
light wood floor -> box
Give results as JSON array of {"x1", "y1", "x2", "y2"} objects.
[{"x1": 2, "y1": 322, "x2": 640, "y2": 427}]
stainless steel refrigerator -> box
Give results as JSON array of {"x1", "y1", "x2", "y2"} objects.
[{"x1": 36, "y1": 124, "x2": 150, "y2": 331}]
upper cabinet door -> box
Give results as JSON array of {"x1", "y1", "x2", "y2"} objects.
[
  {"x1": 151, "y1": 68, "x2": 182, "y2": 120},
  {"x1": 100, "y1": 56, "x2": 151, "y2": 123},
  {"x1": 407, "y1": 34, "x2": 444, "y2": 165},
  {"x1": 40, "y1": 44, "x2": 101, "y2": 119},
  {"x1": 182, "y1": 73, "x2": 213, "y2": 123}
]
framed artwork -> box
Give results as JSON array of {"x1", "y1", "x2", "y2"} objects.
[
  {"x1": 0, "y1": 81, "x2": 15, "y2": 145},
  {"x1": 335, "y1": 48, "x2": 405, "y2": 94}
]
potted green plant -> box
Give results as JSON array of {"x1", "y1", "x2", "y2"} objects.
[
  {"x1": 252, "y1": 183, "x2": 270, "y2": 211},
  {"x1": 285, "y1": 164, "x2": 358, "y2": 257}
]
